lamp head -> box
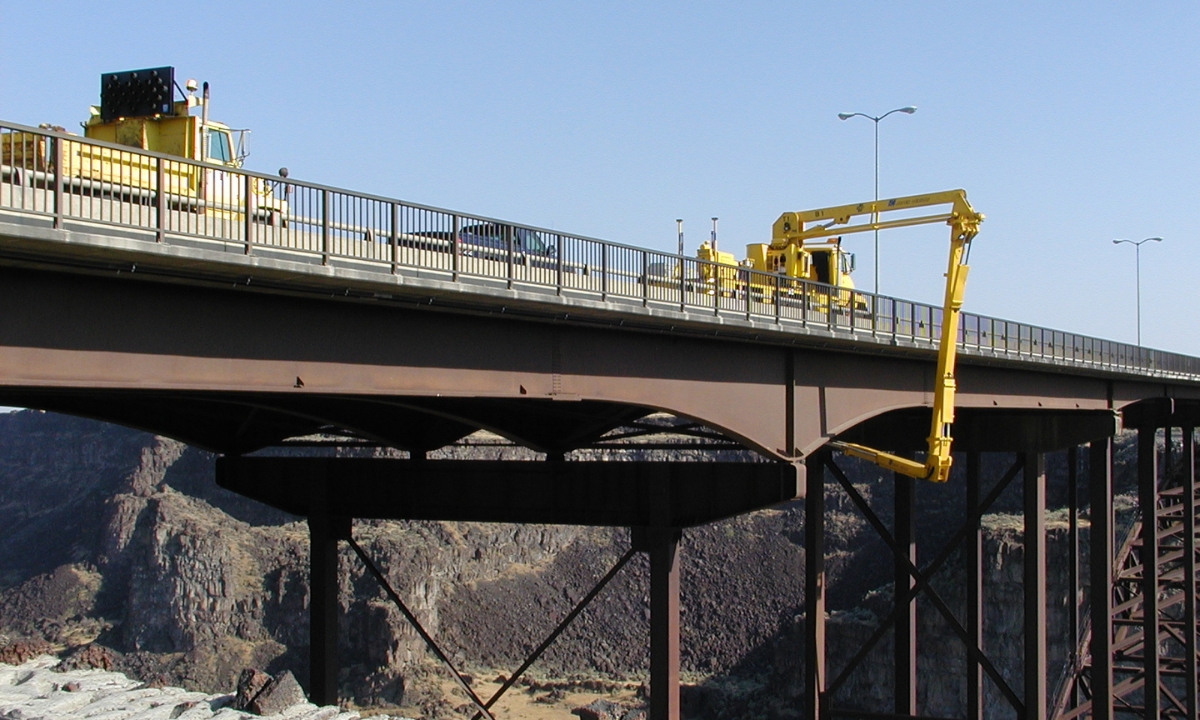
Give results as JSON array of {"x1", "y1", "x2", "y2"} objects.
[
  {"x1": 900, "y1": 106, "x2": 917, "y2": 114},
  {"x1": 837, "y1": 112, "x2": 853, "y2": 120},
  {"x1": 1147, "y1": 236, "x2": 1163, "y2": 242}
]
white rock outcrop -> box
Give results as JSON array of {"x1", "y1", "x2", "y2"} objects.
[{"x1": 0, "y1": 656, "x2": 364, "y2": 720}]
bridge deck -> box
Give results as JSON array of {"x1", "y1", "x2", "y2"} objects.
[{"x1": 3, "y1": 121, "x2": 1198, "y2": 386}]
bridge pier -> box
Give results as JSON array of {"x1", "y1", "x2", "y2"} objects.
[
  {"x1": 218, "y1": 457, "x2": 799, "y2": 716},
  {"x1": 1024, "y1": 452, "x2": 1047, "y2": 720},
  {"x1": 966, "y1": 451, "x2": 984, "y2": 720},
  {"x1": 634, "y1": 527, "x2": 682, "y2": 720},
  {"x1": 307, "y1": 507, "x2": 350, "y2": 706},
  {"x1": 893, "y1": 468, "x2": 917, "y2": 717},
  {"x1": 804, "y1": 451, "x2": 827, "y2": 720},
  {"x1": 1088, "y1": 437, "x2": 1114, "y2": 720}
]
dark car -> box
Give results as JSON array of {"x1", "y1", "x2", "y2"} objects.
[{"x1": 458, "y1": 223, "x2": 556, "y2": 261}]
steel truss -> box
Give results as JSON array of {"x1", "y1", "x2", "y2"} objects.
[{"x1": 1054, "y1": 426, "x2": 1198, "y2": 719}]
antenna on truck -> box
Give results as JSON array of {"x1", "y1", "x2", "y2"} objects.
[{"x1": 200, "y1": 81, "x2": 210, "y2": 160}]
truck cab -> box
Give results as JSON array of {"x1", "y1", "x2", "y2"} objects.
[{"x1": 82, "y1": 68, "x2": 245, "y2": 168}]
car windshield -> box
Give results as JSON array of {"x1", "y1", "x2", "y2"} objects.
[
  {"x1": 460, "y1": 224, "x2": 549, "y2": 254},
  {"x1": 516, "y1": 229, "x2": 547, "y2": 253},
  {"x1": 462, "y1": 224, "x2": 500, "y2": 239}
]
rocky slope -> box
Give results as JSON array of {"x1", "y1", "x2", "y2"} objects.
[
  {"x1": 0, "y1": 654, "x2": 364, "y2": 720},
  {"x1": 0, "y1": 410, "x2": 1144, "y2": 719}
]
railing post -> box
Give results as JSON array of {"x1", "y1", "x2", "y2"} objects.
[
  {"x1": 705, "y1": 261, "x2": 715, "y2": 314},
  {"x1": 51, "y1": 135, "x2": 64, "y2": 230},
  {"x1": 555, "y1": 234, "x2": 563, "y2": 295},
  {"x1": 744, "y1": 270, "x2": 750, "y2": 321},
  {"x1": 642, "y1": 250, "x2": 649, "y2": 307},
  {"x1": 390, "y1": 202, "x2": 399, "y2": 275},
  {"x1": 870, "y1": 293, "x2": 877, "y2": 338},
  {"x1": 601, "y1": 243, "x2": 608, "y2": 301},
  {"x1": 452, "y1": 214, "x2": 461, "y2": 280},
  {"x1": 774, "y1": 275, "x2": 781, "y2": 324},
  {"x1": 321, "y1": 189, "x2": 330, "y2": 265},
  {"x1": 801, "y1": 281, "x2": 809, "y2": 328},
  {"x1": 679, "y1": 258, "x2": 686, "y2": 312},
  {"x1": 243, "y1": 173, "x2": 254, "y2": 255},
  {"x1": 896, "y1": 300, "x2": 904, "y2": 340},
  {"x1": 506, "y1": 225, "x2": 514, "y2": 290},
  {"x1": 155, "y1": 155, "x2": 165, "y2": 242}
]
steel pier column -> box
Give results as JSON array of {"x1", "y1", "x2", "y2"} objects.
[
  {"x1": 639, "y1": 527, "x2": 681, "y2": 720},
  {"x1": 894, "y1": 471, "x2": 917, "y2": 716},
  {"x1": 805, "y1": 451, "x2": 827, "y2": 720},
  {"x1": 1023, "y1": 453, "x2": 1046, "y2": 720},
  {"x1": 966, "y1": 452, "x2": 984, "y2": 720},
  {"x1": 1066, "y1": 446, "x2": 1079, "y2": 713},
  {"x1": 1137, "y1": 428, "x2": 1159, "y2": 717},
  {"x1": 308, "y1": 508, "x2": 349, "y2": 705},
  {"x1": 1089, "y1": 438, "x2": 1114, "y2": 720},
  {"x1": 1185, "y1": 426, "x2": 1198, "y2": 720}
]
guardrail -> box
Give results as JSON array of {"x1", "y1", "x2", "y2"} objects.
[{"x1": 2, "y1": 120, "x2": 1198, "y2": 382}]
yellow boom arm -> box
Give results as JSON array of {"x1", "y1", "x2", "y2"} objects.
[{"x1": 779, "y1": 190, "x2": 983, "y2": 483}]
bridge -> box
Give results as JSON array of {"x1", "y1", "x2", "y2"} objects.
[{"x1": 1, "y1": 121, "x2": 1197, "y2": 719}]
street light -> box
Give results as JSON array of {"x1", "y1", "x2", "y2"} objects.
[
  {"x1": 837, "y1": 106, "x2": 917, "y2": 295},
  {"x1": 1112, "y1": 237, "x2": 1162, "y2": 346}
]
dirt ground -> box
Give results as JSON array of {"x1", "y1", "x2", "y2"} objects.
[{"x1": 364, "y1": 670, "x2": 647, "y2": 720}]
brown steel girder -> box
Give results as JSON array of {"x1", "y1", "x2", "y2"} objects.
[
  {"x1": 0, "y1": 389, "x2": 651, "y2": 456},
  {"x1": 0, "y1": 265, "x2": 1196, "y2": 458}
]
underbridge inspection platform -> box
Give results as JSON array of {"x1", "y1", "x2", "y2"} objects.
[{"x1": 2, "y1": 121, "x2": 1200, "y2": 718}]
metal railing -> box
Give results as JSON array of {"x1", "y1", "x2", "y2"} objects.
[{"x1": 2, "y1": 120, "x2": 1198, "y2": 382}]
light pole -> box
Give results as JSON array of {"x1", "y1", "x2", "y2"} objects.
[
  {"x1": 1112, "y1": 237, "x2": 1162, "y2": 346},
  {"x1": 837, "y1": 106, "x2": 917, "y2": 295}
]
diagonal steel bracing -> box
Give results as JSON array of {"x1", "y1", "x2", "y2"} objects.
[
  {"x1": 818, "y1": 455, "x2": 1026, "y2": 716},
  {"x1": 349, "y1": 535, "x2": 639, "y2": 720},
  {"x1": 348, "y1": 536, "x2": 498, "y2": 720}
]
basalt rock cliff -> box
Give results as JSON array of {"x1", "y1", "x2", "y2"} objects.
[{"x1": 0, "y1": 410, "x2": 1140, "y2": 718}]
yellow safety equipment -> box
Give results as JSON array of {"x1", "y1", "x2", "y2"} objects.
[{"x1": 785, "y1": 190, "x2": 983, "y2": 482}]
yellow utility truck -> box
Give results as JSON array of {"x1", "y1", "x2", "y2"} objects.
[
  {"x1": 693, "y1": 190, "x2": 983, "y2": 482},
  {"x1": 696, "y1": 217, "x2": 861, "y2": 310},
  {"x1": 2, "y1": 66, "x2": 285, "y2": 222}
]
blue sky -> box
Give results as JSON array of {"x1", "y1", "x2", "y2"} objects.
[{"x1": 2, "y1": 1, "x2": 1197, "y2": 354}]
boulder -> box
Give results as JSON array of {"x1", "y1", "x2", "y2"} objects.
[
  {"x1": 249, "y1": 671, "x2": 306, "y2": 716},
  {"x1": 234, "y1": 668, "x2": 273, "y2": 711},
  {"x1": 57, "y1": 644, "x2": 118, "y2": 672},
  {"x1": 572, "y1": 698, "x2": 631, "y2": 720}
]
